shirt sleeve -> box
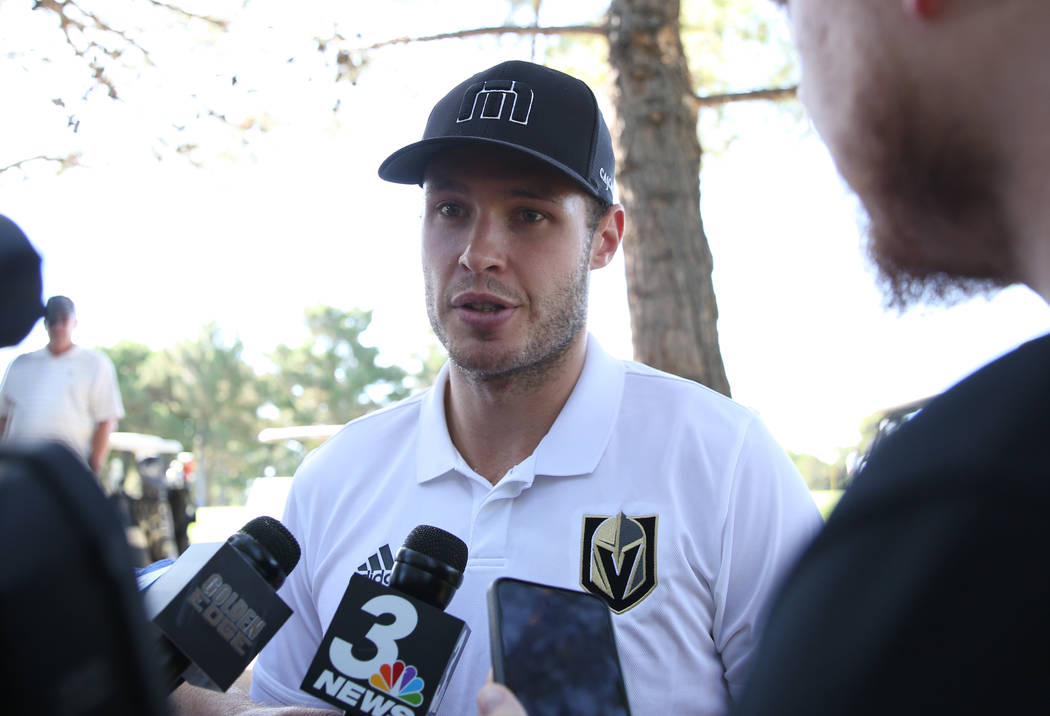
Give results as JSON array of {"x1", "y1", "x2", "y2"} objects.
[
  {"x1": 712, "y1": 414, "x2": 824, "y2": 704},
  {"x1": 0, "y1": 357, "x2": 21, "y2": 419},
  {"x1": 91, "y1": 352, "x2": 125, "y2": 422}
]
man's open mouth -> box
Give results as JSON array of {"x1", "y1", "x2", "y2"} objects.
[{"x1": 463, "y1": 302, "x2": 506, "y2": 313}]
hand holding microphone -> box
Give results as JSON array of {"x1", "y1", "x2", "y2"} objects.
[{"x1": 300, "y1": 525, "x2": 470, "y2": 716}]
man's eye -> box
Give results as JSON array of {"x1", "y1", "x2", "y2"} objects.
[
  {"x1": 520, "y1": 209, "x2": 544, "y2": 223},
  {"x1": 438, "y1": 203, "x2": 464, "y2": 218}
]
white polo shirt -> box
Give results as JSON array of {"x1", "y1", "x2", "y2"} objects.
[
  {"x1": 0, "y1": 346, "x2": 124, "y2": 461},
  {"x1": 252, "y1": 335, "x2": 822, "y2": 715}
]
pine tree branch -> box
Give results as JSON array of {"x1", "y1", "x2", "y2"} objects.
[
  {"x1": 144, "y1": 0, "x2": 228, "y2": 29},
  {"x1": 32, "y1": 0, "x2": 229, "y2": 100},
  {"x1": 0, "y1": 153, "x2": 82, "y2": 175},
  {"x1": 333, "y1": 22, "x2": 795, "y2": 110},
  {"x1": 330, "y1": 23, "x2": 608, "y2": 53},
  {"x1": 33, "y1": 0, "x2": 154, "y2": 95},
  {"x1": 693, "y1": 85, "x2": 798, "y2": 108}
]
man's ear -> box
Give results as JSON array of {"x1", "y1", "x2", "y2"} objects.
[
  {"x1": 590, "y1": 204, "x2": 625, "y2": 271},
  {"x1": 903, "y1": 0, "x2": 945, "y2": 20}
]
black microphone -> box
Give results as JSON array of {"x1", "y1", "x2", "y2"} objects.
[
  {"x1": 301, "y1": 525, "x2": 471, "y2": 716},
  {"x1": 141, "y1": 516, "x2": 301, "y2": 692},
  {"x1": 389, "y1": 524, "x2": 468, "y2": 609}
]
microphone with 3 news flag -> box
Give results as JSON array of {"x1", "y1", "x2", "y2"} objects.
[{"x1": 301, "y1": 525, "x2": 471, "y2": 716}]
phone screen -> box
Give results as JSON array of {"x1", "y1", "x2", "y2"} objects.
[{"x1": 488, "y1": 577, "x2": 631, "y2": 716}]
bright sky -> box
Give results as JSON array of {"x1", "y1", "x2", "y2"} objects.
[{"x1": 2, "y1": 0, "x2": 1048, "y2": 462}]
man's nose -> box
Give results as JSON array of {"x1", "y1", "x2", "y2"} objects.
[{"x1": 458, "y1": 213, "x2": 507, "y2": 274}]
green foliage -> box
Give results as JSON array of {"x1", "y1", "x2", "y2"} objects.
[
  {"x1": 163, "y1": 324, "x2": 265, "y2": 504},
  {"x1": 681, "y1": 0, "x2": 802, "y2": 155},
  {"x1": 809, "y1": 489, "x2": 843, "y2": 520},
  {"x1": 102, "y1": 341, "x2": 187, "y2": 443},
  {"x1": 103, "y1": 328, "x2": 262, "y2": 504},
  {"x1": 402, "y1": 339, "x2": 448, "y2": 394},
  {"x1": 681, "y1": 0, "x2": 797, "y2": 94},
  {"x1": 789, "y1": 449, "x2": 849, "y2": 491},
  {"x1": 264, "y1": 305, "x2": 411, "y2": 427},
  {"x1": 102, "y1": 306, "x2": 438, "y2": 505}
]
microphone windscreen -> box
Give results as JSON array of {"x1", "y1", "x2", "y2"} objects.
[
  {"x1": 403, "y1": 524, "x2": 468, "y2": 574},
  {"x1": 237, "y1": 515, "x2": 301, "y2": 576}
]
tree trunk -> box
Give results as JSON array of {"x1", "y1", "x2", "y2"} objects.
[{"x1": 606, "y1": 0, "x2": 731, "y2": 396}]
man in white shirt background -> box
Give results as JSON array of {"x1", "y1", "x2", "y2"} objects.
[{"x1": 0, "y1": 295, "x2": 125, "y2": 476}]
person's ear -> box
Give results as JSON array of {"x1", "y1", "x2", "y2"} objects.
[{"x1": 589, "y1": 204, "x2": 625, "y2": 271}]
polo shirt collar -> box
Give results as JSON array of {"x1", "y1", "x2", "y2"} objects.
[
  {"x1": 416, "y1": 362, "x2": 457, "y2": 483},
  {"x1": 415, "y1": 334, "x2": 625, "y2": 484}
]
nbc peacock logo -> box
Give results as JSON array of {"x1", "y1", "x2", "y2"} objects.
[{"x1": 369, "y1": 660, "x2": 425, "y2": 707}]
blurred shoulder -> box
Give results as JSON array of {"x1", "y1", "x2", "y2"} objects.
[{"x1": 621, "y1": 359, "x2": 758, "y2": 426}]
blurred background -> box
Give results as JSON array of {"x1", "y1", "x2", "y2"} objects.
[{"x1": 2, "y1": 0, "x2": 1047, "y2": 544}]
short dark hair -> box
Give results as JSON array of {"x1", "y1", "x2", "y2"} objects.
[
  {"x1": 585, "y1": 195, "x2": 613, "y2": 237},
  {"x1": 44, "y1": 296, "x2": 75, "y2": 324}
]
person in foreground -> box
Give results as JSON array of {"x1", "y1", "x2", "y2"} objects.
[
  {"x1": 734, "y1": 1, "x2": 1050, "y2": 712},
  {"x1": 476, "y1": 1, "x2": 1050, "y2": 714},
  {"x1": 0, "y1": 295, "x2": 124, "y2": 477},
  {"x1": 172, "y1": 60, "x2": 821, "y2": 715}
]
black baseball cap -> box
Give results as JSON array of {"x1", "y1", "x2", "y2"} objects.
[
  {"x1": 378, "y1": 60, "x2": 615, "y2": 204},
  {"x1": 44, "y1": 296, "x2": 75, "y2": 324}
]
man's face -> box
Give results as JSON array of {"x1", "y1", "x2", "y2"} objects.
[
  {"x1": 786, "y1": 0, "x2": 1013, "y2": 307},
  {"x1": 46, "y1": 315, "x2": 75, "y2": 350},
  {"x1": 421, "y1": 146, "x2": 600, "y2": 381}
]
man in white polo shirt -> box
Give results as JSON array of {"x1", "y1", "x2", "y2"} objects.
[
  {"x1": 172, "y1": 61, "x2": 821, "y2": 716},
  {"x1": 0, "y1": 295, "x2": 124, "y2": 476}
]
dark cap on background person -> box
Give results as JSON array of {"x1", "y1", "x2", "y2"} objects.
[
  {"x1": 378, "y1": 60, "x2": 616, "y2": 204},
  {"x1": 44, "y1": 296, "x2": 76, "y2": 325}
]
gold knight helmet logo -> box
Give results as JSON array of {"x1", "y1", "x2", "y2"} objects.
[{"x1": 580, "y1": 512, "x2": 658, "y2": 613}]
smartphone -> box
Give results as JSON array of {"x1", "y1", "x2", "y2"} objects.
[{"x1": 487, "y1": 577, "x2": 632, "y2": 716}]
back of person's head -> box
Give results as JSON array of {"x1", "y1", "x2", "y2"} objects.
[{"x1": 0, "y1": 215, "x2": 44, "y2": 347}]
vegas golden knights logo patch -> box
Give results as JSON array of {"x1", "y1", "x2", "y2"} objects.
[{"x1": 580, "y1": 512, "x2": 658, "y2": 613}]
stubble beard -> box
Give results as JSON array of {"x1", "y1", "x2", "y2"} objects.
[
  {"x1": 842, "y1": 78, "x2": 1016, "y2": 310},
  {"x1": 425, "y1": 248, "x2": 591, "y2": 391}
]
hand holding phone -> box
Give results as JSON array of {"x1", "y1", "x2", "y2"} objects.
[{"x1": 487, "y1": 577, "x2": 631, "y2": 716}]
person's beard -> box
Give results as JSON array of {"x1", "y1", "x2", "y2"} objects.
[
  {"x1": 424, "y1": 244, "x2": 591, "y2": 390},
  {"x1": 839, "y1": 79, "x2": 1016, "y2": 310}
]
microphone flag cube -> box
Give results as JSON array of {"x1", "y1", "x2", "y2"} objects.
[
  {"x1": 142, "y1": 541, "x2": 293, "y2": 690},
  {"x1": 301, "y1": 573, "x2": 470, "y2": 716}
]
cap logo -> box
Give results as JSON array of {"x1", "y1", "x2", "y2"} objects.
[{"x1": 457, "y1": 80, "x2": 533, "y2": 126}]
